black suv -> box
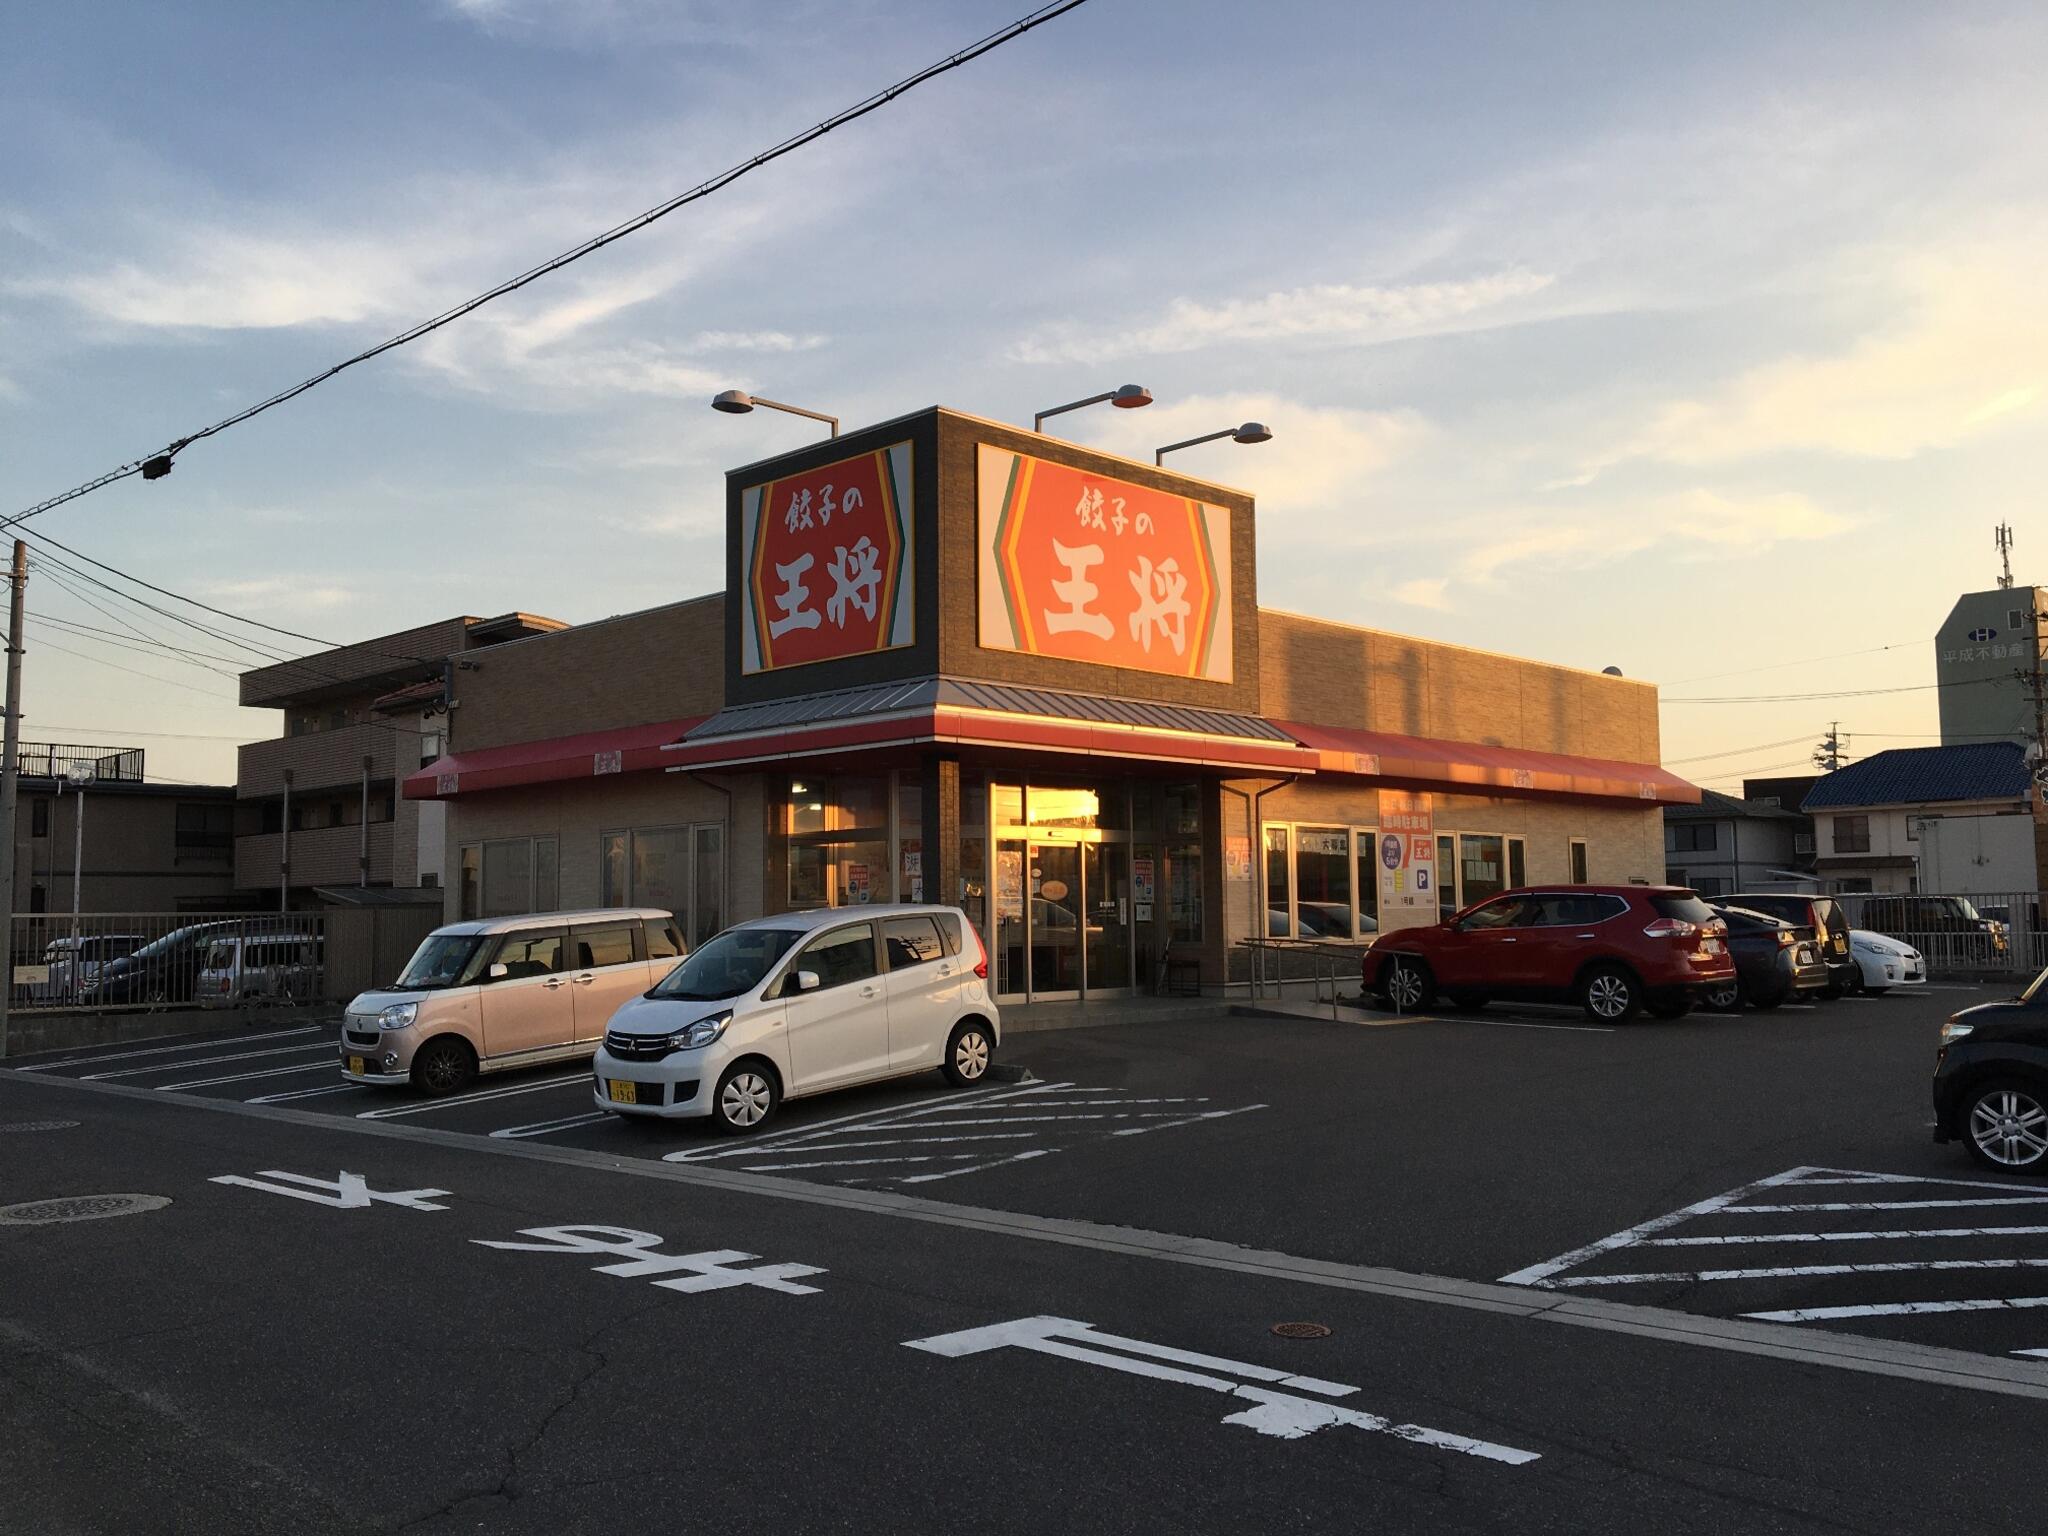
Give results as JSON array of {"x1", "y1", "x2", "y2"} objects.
[
  {"x1": 1934, "y1": 978, "x2": 2048, "y2": 1173},
  {"x1": 1859, "y1": 895, "x2": 2007, "y2": 967},
  {"x1": 1721, "y1": 893, "x2": 1856, "y2": 997}
]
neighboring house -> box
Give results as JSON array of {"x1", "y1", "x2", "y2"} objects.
[
  {"x1": 1802, "y1": 743, "x2": 2038, "y2": 897},
  {"x1": 5, "y1": 743, "x2": 236, "y2": 913},
  {"x1": 1663, "y1": 789, "x2": 1807, "y2": 896},
  {"x1": 235, "y1": 613, "x2": 565, "y2": 908},
  {"x1": 1742, "y1": 773, "x2": 1821, "y2": 877}
]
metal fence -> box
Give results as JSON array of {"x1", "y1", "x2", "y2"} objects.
[
  {"x1": 2, "y1": 905, "x2": 442, "y2": 1013},
  {"x1": 1832, "y1": 889, "x2": 2048, "y2": 979}
]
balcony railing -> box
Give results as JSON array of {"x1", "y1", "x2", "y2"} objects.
[{"x1": 15, "y1": 743, "x2": 144, "y2": 782}]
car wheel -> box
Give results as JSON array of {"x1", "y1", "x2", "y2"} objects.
[
  {"x1": 1749, "y1": 993, "x2": 1784, "y2": 1012},
  {"x1": 1648, "y1": 998, "x2": 1693, "y2": 1019},
  {"x1": 712, "y1": 1061, "x2": 779, "y2": 1135},
  {"x1": 1580, "y1": 966, "x2": 1640, "y2": 1023},
  {"x1": 942, "y1": 1021, "x2": 994, "y2": 1086},
  {"x1": 1962, "y1": 1080, "x2": 2048, "y2": 1174},
  {"x1": 1865, "y1": 986, "x2": 1889, "y2": 996},
  {"x1": 1447, "y1": 992, "x2": 1489, "y2": 1011},
  {"x1": 1382, "y1": 957, "x2": 1435, "y2": 1012},
  {"x1": 410, "y1": 1037, "x2": 476, "y2": 1097},
  {"x1": 1704, "y1": 978, "x2": 1741, "y2": 1012}
]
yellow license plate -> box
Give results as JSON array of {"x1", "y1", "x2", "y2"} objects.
[
  {"x1": 607, "y1": 1079, "x2": 638, "y2": 1105},
  {"x1": 348, "y1": 1056, "x2": 365, "y2": 1075}
]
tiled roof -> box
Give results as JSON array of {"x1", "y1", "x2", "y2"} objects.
[
  {"x1": 1802, "y1": 742, "x2": 2031, "y2": 810},
  {"x1": 1664, "y1": 787, "x2": 1802, "y2": 822}
]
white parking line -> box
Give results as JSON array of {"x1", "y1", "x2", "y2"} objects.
[
  {"x1": 247, "y1": 1081, "x2": 369, "y2": 1105},
  {"x1": 1747, "y1": 1297, "x2": 2048, "y2": 1323},
  {"x1": 86, "y1": 1041, "x2": 334, "y2": 1081},
  {"x1": 1649, "y1": 1225, "x2": 2048, "y2": 1246},
  {"x1": 664, "y1": 1082, "x2": 1038, "y2": 1163},
  {"x1": 1443, "y1": 1017, "x2": 1616, "y2": 1034},
  {"x1": 900, "y1": 1147, "x2": 1053, "y2": 1184},
  {"x1": 1553, "y1": 1257, "x2": 2048, "y2": 1287},
  {"x1": 1113, "y1": 1104, "x2": 1266, "y2": 1138},
  {"x1": 1739, "y1": 1197, "x2": 2048, "y2": 1213},
  {"x1": 1499, "y1": 1167, "x2": 1802, "y2": 1286},
  {"x1": 490, "y1": 1110, "x2": 616, "y2": 1140},
  {"x1": 741, "y1": 1153, "x2": 981, "y2": 1172},
  {"x1": 17, "y1": 1025, "x2": 320, "y2": 1073},
  {"x1": 744, "y1": 1132, "x2": 1039, "y2": 1154},
  {"x1": 154, "y1": 1060, "x2": 341, "y2": 1091},
  {"x1": 2015, "y1": 1348, "x2": 2048, "y2": 1358},
  {"x1": 356, "y1": 1074, "x2": 588, "y2": 1119}
]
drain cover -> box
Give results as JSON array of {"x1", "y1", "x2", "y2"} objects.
[
  {"x1": 0, "y1": 1120, "x2": 79, "y2": 1133},
  {"x1": 0, "y1": 1193, "x2": 169, "y2": 1226},
  {"x1": 1270, "y1": 1321, "x2": 1333, "y2": 1340}
]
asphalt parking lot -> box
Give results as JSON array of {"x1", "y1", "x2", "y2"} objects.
[{"x1": 10, "y1": 978, "x2": 2041, "y2": 1375}]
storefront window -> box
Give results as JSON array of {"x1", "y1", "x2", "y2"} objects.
[
  {"x1": 1169, "y1": 847, "x2": 1203, "y2": 943},
  {"x1": 1357, "y1": 833, "x2": 1380, "y2": 934},
  {"x1": 897, "y1": 781, "x2": 924, "y2": 903},
  {"x1": 633, "y1": 826, "x2": 692, "y2": 918},
  {"x1": 534, "y1": 838, "x2": 558, "y2": 912},
  {"x1": 1294, "y1": 827, "x2": 1351, "y2": 938},
  {"x1": 960, "y1": 783, "x2": 988, "y2": 929},
  {"x1": 1027, "y1": 785, "x2": 1102, "y2": 829},
  {"x1": 693, "y1": 824, "x2": 724, "y2": 945},
  {"x1": 1164, "y1": 783, "x2": 1202, "y2": 838},
  {"x1": 477, "y1": 837, "x2": 556, "y2": 918},
  {"x1": 1437, "y1": 833, "x2": 1457, "y2": 918},
  {"x1": 786, "y1": 774, "x2": 889, "y2": 908},
  {"x1": 1459, "y1": 834, "x2": 1505, "y2": 909},
  {"x1": 1265, "y1": 826, "x2": 1290, "y2": 937},
  {"x1": 600, "y1": 831, "x2": 627, "y2": 906},
  {"x1": 602, "y1": 823, "x2": 727, "y2": 940}
]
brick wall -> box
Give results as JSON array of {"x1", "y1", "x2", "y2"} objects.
[
  {"x1": 1257, "y1": 610, "x2": 1661, "y2": 764},
  {"x1": 451, "y1": 596, "x2": 725, "y2": 753},
  {"x1": 240, "y1": 618, "x2": 473, "y2": 708}
]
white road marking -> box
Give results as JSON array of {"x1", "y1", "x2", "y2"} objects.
[
  {"x1": 87, "y1": 1041, "x2": 333, "y2": 1080},
  {"x1": 209, "y1": 1170, "x2": 450, "y2": 1210},
  {"x1": 738, "y1": 1132, "x2": 1038, "y2": 1154},
  {"x1": 2014, "y1": 1348, "x2": 2048, "y2": 1358},
  {"x1": 1739, "y1": 1197, "x2": 2048, "y2": 1213},
  {"x1": 1442, "y1": 1017, "x2": 1615, "y2": 1034},
  {"x1": 903, "y1": 1316, "x2": 1540, "y2": 1463},
  {"x1": 473, "y1": 1224, "x2": 824, "y2": 1294},
  {"x1": 1499, "y1": 1166, "x2": 1816, "y2": 1286},
  {"x1": 880, "y1": 1111, "x2": 1227, "y2": 1128},
  {"x1": 490, "y1": 1110, "x2": 616, "y2": 1140},
  {"x1": 1747, "y1": 1297, "x2": 2048, "y2": 1323},
  {"x1": 664, "y1": 1082, "x2": 1025, "y2": 1163},
  {"x1": 899, "y1": 1147, "x2": 1053, "y2": 1184},
  {"x1": 1113, "y1": 1104, "x2": 1267, "y2": 1137},
  {"x1": 1770, "y1": 1169, "x2": 2041, "y2": 1192},
  {"x1": 18, "y1": 1026, "x2": 320, "y2": 1073},
  {"x1": 1551, "y1": 1257, "x2": 2048, "y2": 1287},
  {"x1": 356, "y1": 1073, "x2": 589, "y2": 1119},
  {"x1": 741, "y1": 1153, "x2": 978, "y2": 1172},
  {"x1": 247, "y1": 1082, "x2": 370, "y2": 1104},
  {"x1": 1649, "y1": 1225, "x2": 2048, "y2": 1246},
  {"x1": 154, "y1": 1060, "x2": 340, "y2": 1091}
]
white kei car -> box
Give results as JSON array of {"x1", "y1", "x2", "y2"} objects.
[
  {"x1": 591, "y1": 903, "x2": 999, "y2": 1133},
  {"x1": 1847, "y1": 929, "x2": 1926, "y2": 994}
]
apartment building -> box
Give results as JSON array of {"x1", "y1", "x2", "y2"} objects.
[{"x1": 236, "y1": 613, "x2": 564, "y2": 906}]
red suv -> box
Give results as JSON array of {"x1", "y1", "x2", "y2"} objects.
[{"x1": 1363, "y1": 885, "x2": 1735, "y2": 1022}]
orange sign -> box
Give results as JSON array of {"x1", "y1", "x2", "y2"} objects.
[
  {"x1": 976, "y1": 446, "x2": 1233, "y2": 682},
  {"x1": 739, "y1": 442, "x2": 915, "y2": 673}
]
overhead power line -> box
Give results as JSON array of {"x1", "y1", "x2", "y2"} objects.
[
  {"x1": 1662, "y1": 734, "x2": 1815, "y2": 766},
  {"x1": 1, "y1": 0, "x2": 1096, "y2": 532},
  {"x1": 1666, "y1": 638, "x2": 1926, "y2": 686},
  {"x1": 1663, "y1": 676, "x2": 2006, "y2": 704}
]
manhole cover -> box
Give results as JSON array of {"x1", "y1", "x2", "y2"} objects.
[
  {"x1": 0, "y1": 1120, "x2": 79, "y2": 1133},
  {"x1": 1270, "y1": 1322, "x2": 1333, "y2": 1340},
  {"x1": 0, "y1": 1194, "x2": 169, "y2": 1226}
]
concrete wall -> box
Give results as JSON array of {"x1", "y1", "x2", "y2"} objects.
[
  {"x1": 1936, "y1": 588, "x2": 2044, "y2": 749},
  {"x1": 1814, "y1": 803, "x2": 2038, "y2": 896}
]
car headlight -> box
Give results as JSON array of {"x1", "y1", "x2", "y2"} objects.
[
  {"x1": 669, "y1": 1012, "x2": 732, "y2": 1051},
  {"x1": 1940, "y1": 1020, "x2": 1974, "y2": 1044},
  {"x1": 378, "y1": 1002, "x2": 418, "y2": 1029}
]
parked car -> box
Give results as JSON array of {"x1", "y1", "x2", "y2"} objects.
[
  {"x1": 1859, "y1": 894, "x2": 2007, "y2": 964},
  {"x1": 31, "y1": 933, "x2": 144, "y2": 1002},
  {"x1": 1362, "y1": 885, "x2": 1734, "y2": 1023},
  {"x1": 1847, "y1": 929, "x2": 1927, "y2": 994},
  {"x1": 593, "y1": 903, "x2": 998, "y2": 1133},
  {"x1": 1933, "y1": 977, "x2": 2048, "y2": 1173},
  {"x1": 1720, "y1": 893, "x2": 1858, "y2": 997},
  {"x1": 340, "y1": 908, "x2": 686, "y2": 1094},
  {"x1": 1702, "y1": 905, "x2": 1829, "y2": 1010},
  {"x1": 197, "y1": 932, "x2": 322, "y2": 1009},
  {"x1": 79, "y1": 921, "x2": 237, "y2": 1007}
]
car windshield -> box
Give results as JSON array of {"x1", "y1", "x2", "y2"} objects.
[
  {"x1": 395, "y1": 934, "x2": 491, "y2": 990},
  {"x1": 1651, "y1": 893, "x2": 1720, "y2": 925},
  {"x1": 651, "y1": 927, "x2": 801, "y2": 1001}
]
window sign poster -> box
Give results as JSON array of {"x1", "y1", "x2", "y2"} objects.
[
  {"x1": 1224, "y1": 835, "x2": 1252, "y2": 883},
  {"x1": 1132, "y1": 854, "x2": 1156, "y2": 923},
  {"x1": 976, "y1": 444, "x2": 1233, "y2": 683},
  {"x1": 1376, "y1": 790, "x2": 1436, "y2": 933},
  {"x1": 997, "y1": 849, "x2": 1025, "y2": 919},
  {"x1": 846, "y1": 863, "x2": 872, "y2": 903}
]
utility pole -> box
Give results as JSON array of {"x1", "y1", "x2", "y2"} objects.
[
  {"x1": 0, "y1": 540, "x2": 25, "y2": 1059},
  {"x1": 1812, "y1": 722, "x2": 1845, "y2": 773},
  {"x1": 2017, "y1": 606, "x2": 2048, "y2": 896},
  {"x1": 280, "y1": 767, "x2": 292, "y2": 914}
]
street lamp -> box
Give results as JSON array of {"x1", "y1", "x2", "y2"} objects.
[
  {"x1": 1033, "y1": 384, "x2": 1153, "y2": 434},
  {"x1": 1154, "y1": 422, "x2": 1273, "y2": 466},
  {"x1": 60, "y1": 763, "x2": 93, "y2": 919},
  {"x1": 709, "y1": 390, "x2": 839, "y2": 438}
]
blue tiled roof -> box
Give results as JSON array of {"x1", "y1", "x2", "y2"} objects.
[{"x1": 1802, "y1": 742, "x2": 2031, "y2": 810}]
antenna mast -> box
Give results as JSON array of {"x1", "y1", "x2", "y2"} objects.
[{"x1": 1997, "y1": 523, "x2": 2016, "y2": 589}]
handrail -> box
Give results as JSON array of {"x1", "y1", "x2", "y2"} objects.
[{"x1": 1237, "y1": 936, "x2": 1368, "y2": 1020}]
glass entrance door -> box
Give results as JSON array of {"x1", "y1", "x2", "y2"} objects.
[
  {"x1": 1030, "y1": 843, "x2": 1082, "y2": 996},
  {"x1": 988, "y1": 784, "x2": 1136, "y2": 1002},
  {"x1": 1084, "y1": 841, "x2": 1131, "y2": 991}
]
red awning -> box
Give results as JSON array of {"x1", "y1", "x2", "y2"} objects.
[
  {"x1": 403, "y1": 715, "x2": 708, "y2": 800},
  {"x1": 1276, "y1": 720, "x2": 1702, "y2": 806}
]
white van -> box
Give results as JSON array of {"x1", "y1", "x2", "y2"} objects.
[
  {"x1": 196, "y1": 932, "x2": 322, "y2": 1009},
  {"x1": 342, "y1": 909, "x2": 686, "y2": 1094},
  {"x1": 591, "y1": 903, "x2": 999, "y2": 1133}
]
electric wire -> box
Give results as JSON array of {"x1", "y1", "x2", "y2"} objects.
[{"x1": 0, "y1": 1, "x2": 1095, "y2": 533}]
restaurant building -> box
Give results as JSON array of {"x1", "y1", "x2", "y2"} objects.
[{"x1": 406, "y1": 406, "x2": 1698, "y2": 1002}]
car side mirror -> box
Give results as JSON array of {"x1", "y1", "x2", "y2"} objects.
[
  {"x1": 793, "y1": 969, "x2": 821, "y2": 995},
  {"x1": 488, "y1": 962, "x2": 509, "y2": 981}
]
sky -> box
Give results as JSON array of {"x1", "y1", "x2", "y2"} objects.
[{"x1": 2, "y1": 0, "x2": 2045, "y2": 789}]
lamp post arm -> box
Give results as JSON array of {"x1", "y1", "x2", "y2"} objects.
[
  {"x1": 749, "y1": 397, "x2": 839, "y2": 437},
  {"x1": 1154, "y1": 429, "x2": 1235, "y2": 465},
  {"x1": 1033, "y1": 392, "x2": 1117, "y2": 433}
]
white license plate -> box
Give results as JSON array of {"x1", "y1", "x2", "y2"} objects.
[{"x1": 347, "y1": 1055, "x2": 365, "y2": 1075}]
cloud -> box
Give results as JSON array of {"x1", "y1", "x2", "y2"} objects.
[
  {"x1": 1009, "y1": 269, "x2": 1555, "y2": 364},
  {"x1": 1389, "y1": 577, "x2": 1452, "y2": 611},
  {"x1": 202, "y1": 577, "x2": 355, "y2": 611},
  {"x1": 689, "y1": 329, "x2": 827, "y2": 353}
]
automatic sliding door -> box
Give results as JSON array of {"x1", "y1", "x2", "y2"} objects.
[
  {"x1": 1084, "y1": 841, "x2": 1131, "y2": 992},
  {"x1": 1030, "y1": 843, "x2": 1082, "y2": 995}
]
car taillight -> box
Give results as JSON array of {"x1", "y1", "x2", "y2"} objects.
[
  {"x1": 1643, "y1": 919, "x2": 1697, "y2": 939},
  {"x1": 971, "y1": 922, "x2": 989, "y2": 981},
  {"x1": 1776, "y1": 930, "x2": 1794, "y2": 948}
]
